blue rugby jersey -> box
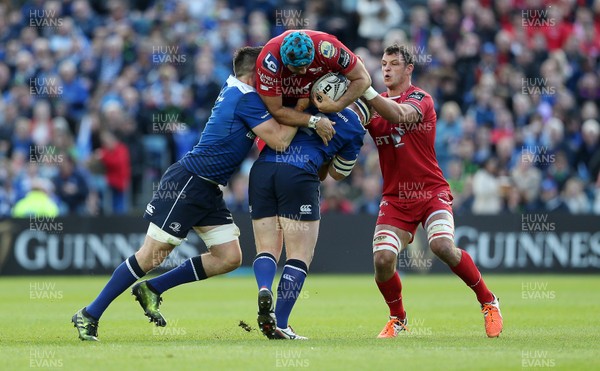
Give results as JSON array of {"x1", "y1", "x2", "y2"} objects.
[
  {"x1": 179, "y1": 76, "x2": 272, "y2": 185},
  {"x1": 257, "y1": 107, "x2": 366, "y2": 174}
]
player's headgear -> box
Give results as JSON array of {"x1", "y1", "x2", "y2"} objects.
[{"x1": 280, "y1": 31, "x2": 314, "y2": 67}]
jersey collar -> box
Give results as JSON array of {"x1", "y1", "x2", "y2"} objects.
[
  {"x1": 387, "y1": 85, "x2": 414, "y2": 100},
  {"x1": 226, "y1": 75, "x2": 256, "y2": 94}
]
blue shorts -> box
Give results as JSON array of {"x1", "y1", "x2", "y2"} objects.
[
  {"x1": 249, "y1": 161, "x2": 320, "y2": 221},
  {"x1": 143, "y1": 162, "x2": 233, "y2": 238}
]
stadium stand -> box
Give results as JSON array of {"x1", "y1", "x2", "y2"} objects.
[{"x1": 0, "y1": 0, "x2": 598, "y2": 217}]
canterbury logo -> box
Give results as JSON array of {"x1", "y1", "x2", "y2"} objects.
[
  {"x1": 283, "y1": 274, "x2": 295, "y2": 281},
  {"x1": 299, "y1": 205, "x2": 312, "y2": 214},
  {"x1": 145, "y1": 204, "x2": 155, "y2": 216}
]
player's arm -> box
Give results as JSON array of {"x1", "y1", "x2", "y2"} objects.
[
  {"x1": 239, "y1": 93, "x2": 298, "y2": 151},
  {"x1": 362, "y1": 89, "x2": 422, "y2": 124},
  {"x1": 324, "y1": 125, "x2": 365, "y2": 180},
  {"x1": 260, "y1": 94, "x2": 335, "y2": 145},
  {"x1": 295, "y1": 97, "x2": 310, "y2": 112},
  {"x1": 318, "y1": 160, "x2": 331, "y2": 181},
  {"x1": 314, "y1": 58, "x2": 372, "y2": 114},
  {"x1": 253, "y1": 118, "x2": 298, "y2": 151},
  {"x1": 326, "y1": 154, "x2": 357, "y2": 181}
]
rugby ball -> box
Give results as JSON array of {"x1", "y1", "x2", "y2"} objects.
[{"x1": 311, "y1": 72, "x2": 349, "y2": 103}]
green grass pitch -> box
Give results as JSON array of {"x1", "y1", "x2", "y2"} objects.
[{"x1": 2, "y1": 274, "x2": 598, "y2": 370}]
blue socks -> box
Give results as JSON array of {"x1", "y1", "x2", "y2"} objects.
[
  {"x1": 275, "y1": 259, "x2": 308, "y2": 329},
  {"x1": 253, "y1": 252, "x2": 277, "y2": 290},
  {"x1": 253, "y1": 254, "x2": 309, "y2": 328},
  {"x1": 146, "y1": 256, "x2": 207, "y2": 294},
  {"x1": 86, "y1": 255, "x2": 145, "y2": 320}
]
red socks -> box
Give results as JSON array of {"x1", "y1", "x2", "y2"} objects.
[
  {"x1": 376, "y1": 271, "x2": 406, "y2": 319},
  {"x1": 450, "y1": 250, "x2": 494, "y2": 304},
  {"x1": 376, "y1": 251, "x2": 492, "y2": 318}
]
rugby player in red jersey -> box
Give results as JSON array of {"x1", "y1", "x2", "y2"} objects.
[
  {"x1": 255, "y1": 30, "x2": 371, "y2": 145},
  {"x1": 362, "y1": 44, "x2": 503, "y2": 338}
]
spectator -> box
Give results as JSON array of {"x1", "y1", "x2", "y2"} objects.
[
  {"x1": 225, "y1": 173, "x2": 249, "y2": 213},
  {"x1": 58, "y1": 59, "x2": 89, "y2": 123},
  {"x1": 53, "y1": 155, "x2": 89, "y2": 214},
  {"x1": 575, "y1": 119, "x2": 600, "y2": 181},
  {"x1": 435, "y1": 101, "x2": 463, "y2": 175},
  {"x1": 12, "y1": 177, "x2": 59, "y2": 217},
  {"x1": 503, "y1": 183, "x2": 524, "y2": 214},
  {"x1": 472, "y1": 157, "x2": 502, "y2": 214},
  {"x1": 71, "y1": 0, "x2": 102, "y2": 39},
  {"x1": 562, "y1": 177, "x2": 591, "y2": 214},
  {"x1": 98, "y1": 35, "x2": 124, "y2": 85},
  {"x1": 446, "y1": 158, "x2": 465, "y2": 193},
  {"x1": 548, "y1": 151, "x2": 572, "y2": 191},
  {"x1": 321, "y1": 179, "x2": 354, "y2": 214},
  {"x1": 355, "y1": 175, "x2": 381, "y2": 215},
  {"x1": 0, "y1": 0, "x2": 596, "y2": 217},
  {"x1": 528, "y1": 179, "x2": 570, "y2": 213},
  {"x1": 11, "y1": 117, "x2": 34, "y2": 157},
  {"x1": 511, "y1": 152, "x2": 542, "y2": 206},
  {"x1": 356, "y1": 0, "x2": 402, "y2": 43},
  {"x1": 186, "y1": 53, "x2": 222, "y2": 127},
  {"x1": 29, "y1": 100, "x2": 54, "y2": 147},
  {"x1": 95, "y1": 129, "x2": 130, "y2": 214}
]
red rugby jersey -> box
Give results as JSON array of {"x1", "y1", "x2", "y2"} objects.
[
  {"x1": 367, "y1": 86, "x2": 449, "y2": 198},
  {"x1": 255, "y1": 30, "x2": 357, "y2": 107}
]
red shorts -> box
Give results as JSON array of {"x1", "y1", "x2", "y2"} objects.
[{"x1": 376, "y1": 190, "x2": 454, "y2": 243}]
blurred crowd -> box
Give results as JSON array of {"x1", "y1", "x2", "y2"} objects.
[{"x1": 0, "y1": 0, "x2": 599, "y2": 218}]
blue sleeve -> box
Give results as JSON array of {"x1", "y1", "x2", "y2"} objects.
[
  {"x1": 236, "y1": 93, "x2": 272, "y2": 129},
  {"x1": 337, "y1": 129, "x2": 365, "y2": 161}
]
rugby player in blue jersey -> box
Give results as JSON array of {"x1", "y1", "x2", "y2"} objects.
[
  {"x1": 250, "y1": 98, "x2": 370, "y2": 339},
  {"x1": 72, "y1": 47, "x2": 299, "y2": 341}
]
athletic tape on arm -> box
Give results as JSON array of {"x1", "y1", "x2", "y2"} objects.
[{"x1": 333, "y1": 155, "x2": 356, "y2": 177}]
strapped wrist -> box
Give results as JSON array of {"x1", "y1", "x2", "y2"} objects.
[
  {"x1": 308, "y1": 115, "x2": 321, "y2": 129},
  {"x1": 363, "y1": 86, "x2": 378, "y2": 100}
]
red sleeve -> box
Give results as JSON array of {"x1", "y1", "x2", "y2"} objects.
[
  {"x1": 404, "y1": 90, "x2": 433, "y2": 122},
  {"x1": 256, "y1": 42, "x2": 283, "y2": 97}
]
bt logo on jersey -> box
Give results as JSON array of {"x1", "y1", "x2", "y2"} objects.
[
  {"x1": 375, "y1": 134, "x2": 404, "y2": 147},
  {"x1": 375, "y1": 127, "x2": 405, "y2": 147}
]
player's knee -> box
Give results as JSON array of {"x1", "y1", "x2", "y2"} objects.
[
  {"x1": 137, "y1": 235, "x2": 174, "y2": 271},
  {"x1": 372, "y1": 229, "x2": 401, "y2": 270},
  {"x1": 222, "y1": 248, "x2": 242, "y2": 272},
  {"x1": 426, "y1": 218, "x2": 455, "y2": 259},
  {"x1": 211, "y1": 241, "x2": 242, "y2": 273},
  {"x1": 429, "y1": 238, "x2": 454, "y2": 259},
  {"x1": 373, "y1": 250, "x2": 397, "y2": 271}
]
